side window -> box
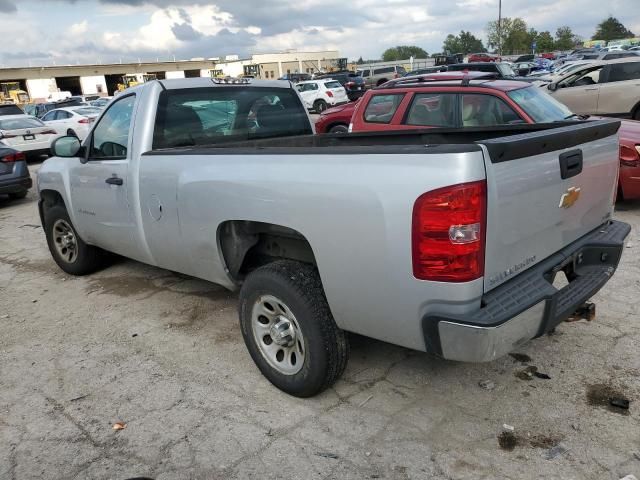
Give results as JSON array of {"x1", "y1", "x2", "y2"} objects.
[
  {"x1": 364, "y1": 94, "x2": 404, "y2": 123},
  {"x1": 57, "y1": 111, "x2": 72, "y2": 120},
  {"x1": 90, "y1": 94, "x2": 135, "y2": 159},
  {"x1": 561, "y1": 66, "x2": 603, "y2": 87},
  {"x1": 461, "y1": 94, "x2": 523, "y2": 127},
  {"x1": 405, "y1": 93, "x2": 456, "y2": 127},
  {"x1": 606, "y1": 62, "x2": 640, "y2": 82},
  {"x1": 375, "y1": 67, "x2": 394, "y2": 75},
  {"x1": 42, "y1": 111, "x2": 56, "y2": 122},
  {"x1": 360, "y1": 70, "x2": 370, "y2": 77}
]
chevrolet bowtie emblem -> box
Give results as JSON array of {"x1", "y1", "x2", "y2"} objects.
[{"x1": 559, "y1": 187, "x2": 581, "y2": 209}]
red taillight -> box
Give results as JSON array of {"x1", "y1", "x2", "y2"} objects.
[
  {"x1": 619, "y1": 144, "x2": 640, "y2": 167},
  {"x1": 78, "y1": 118, "x2": 91, "y2": 124},
  {"x1": 1, "y1": 151, "x2": 26, "y2": 163},
  {"x1": 326, "y1": 91, "x2": 334, "y2": 97},
  {"x1": 412, "y1": 181, "x2": 487, "y2": 282}
]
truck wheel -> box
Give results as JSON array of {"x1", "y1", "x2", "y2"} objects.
[
  {"x1": 44, "y1": 203, "x2": 105, "y2": 275},
  {"x1": 328, "y1": 124, "x2": 348, "y2": 134},
  {"x1": 314, "y1": 100, "x2": 328, "y2": 113},
  {"x1": 239, "y1": 260, "x2": 349, "y2": 397}
]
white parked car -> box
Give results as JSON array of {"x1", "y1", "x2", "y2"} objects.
[
  {"x1": 295, "y1": 79, "x2": 348, "y2": 112},
  {"x1": 0, "y1": 115, "x2": 57, "y2": 158},
  {"x1": 41, "y1": 106, "x2": 103, "y2": 140}
]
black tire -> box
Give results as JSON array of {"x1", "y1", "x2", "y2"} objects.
[
  {"x1": 67, "y1": 129, "x2": 77, "y2": 137},
  {"x1": 239, "y1": 260, "x2": 349, "y2": 397},
  {"x1": 43, "y1": 203, "x2": 105, "y2": 275},
  {"x1": 8, "y1": 190, "x2": 28, "y2": 200},
  {"x1": 328, "y1": 124, "x2": 349, "y2": 134},
  {"x1": 314, "y1": 100, "x2": 328, "y2": 113}
]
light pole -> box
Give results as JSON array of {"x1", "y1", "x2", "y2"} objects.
[{"x1": 497, "y1": 0, "x2": 502, "y2": 56}]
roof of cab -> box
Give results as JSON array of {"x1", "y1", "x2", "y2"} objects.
[{"x1": 155, "y1": 78, "x2": 294, "y2": 90}]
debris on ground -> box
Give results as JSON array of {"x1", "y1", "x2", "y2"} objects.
[
  {"x1": 478, "y1": 379, "x2": 495, "y2": 390},
  {"x1": 586, "y1": 384, "x2": 631, "y2": 415},
  {"x1": 533, "y1": 371, "x2": 551, "y2": 380},
  {"x1": 509, "y1": 353, "x2": 532, "y2": 363},
  {"x1": 112, "y1": 422, "x2": 127, "y2": 431},
  {"x1": 358, "y1": 395, "x2": 373, "y2": 407},
  {"x1": 502, "y1": 424, "x2": 515, "y2": 432},
  {"x1": 566, "y1": 302, "x2": 596, "y2": 322},
  {"x1": 610, "y1": 397, "x2": 630, "y2": 410},
  {"x1": 498, "y1": 431, "x2": 520, "y2": 451},
  {"x1": 544, "y1": 443, "x2": 568, "y2": 460},
  {"x1": 529, "y1": 435, "x2": 563, "y2": 449},
  {"x1": 633, "y1": 452, "x2": 640, "y2": 461},
  {"x1": 69, "y1": 394, "x2": 88, "y2": 402},
  {"x1": 515, "y1": 366, "x2": 539, "y2": 380},
  {"x1": 619, "y1": 475, "x2": 638, "y2": 480},
  {"x1": 315, "y1": 452, "x2": 339, "y2": 459}
]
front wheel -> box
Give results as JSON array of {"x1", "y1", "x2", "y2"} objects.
[
  {"x1": 44, "y1": 203, "x2": 106, "y2": 275},
  {"x1": 239, "y1": 260, "x2": 349, "y2": 397}
]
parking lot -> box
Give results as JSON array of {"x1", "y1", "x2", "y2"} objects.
[{"x1": 0, "y1": 163, "x2": 638, "y2": 479}]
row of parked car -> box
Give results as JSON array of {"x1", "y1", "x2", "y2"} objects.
[
  {"x1": 313, "y1": 64, "x2": 640, "y2": 200},
  {"x1": 0, "y1": 96, "x2": 112, "y2": 200}
]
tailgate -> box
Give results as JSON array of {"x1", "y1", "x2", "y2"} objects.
[{"x1": 480, "y1": 119, "x2": 620, "y2": 293}]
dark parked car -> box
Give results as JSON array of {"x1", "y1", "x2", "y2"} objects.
[
  {"x1": 0, "y1": 104, "x2": 25, "y2": 116},
  {"x1": 0, "y1": 146, "x2": 32, "y2": 200},
  {"x1": 514, "y1": 54, "x2": 535, "y2": 63},
  {"x1": 403, "y1": 66, "x2": 447, "y2": 76},
  {"x1": 278, "y1": 73, "x2": 311, "y2": 83},
  {"x1": 314, "y1": 71, "x2": 366, "y2": 100},
  {"x1": 447, "y1": 62, "x2": 534, "y2": 81},
  {"x1": 23, "y1": 98, "x2": 92, "y2": 118}
]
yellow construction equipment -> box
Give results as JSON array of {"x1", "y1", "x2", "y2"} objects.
[
  {"x1": 117, "y1": 75, "x2": 141, "y2": 92},
  {"x1": 0, "y1": 82, "x2": 30, "y2": 105}
]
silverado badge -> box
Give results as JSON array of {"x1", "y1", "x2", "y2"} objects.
[{"x1": 559, "y1": 187, "x2": 581, "y2": 209}]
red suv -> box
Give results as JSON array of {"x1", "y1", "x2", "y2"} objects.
[{"x1": 316, "y1": 71, "x2": 640, "y2": 200}]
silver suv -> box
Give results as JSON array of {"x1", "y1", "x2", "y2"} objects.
[{"x1": 357, "y1": 65, "x2": 407, "y2": 88}]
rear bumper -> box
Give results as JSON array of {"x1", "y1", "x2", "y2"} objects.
[{"x1": 423, "y1": 220, "x2": 630, "y2": 362}]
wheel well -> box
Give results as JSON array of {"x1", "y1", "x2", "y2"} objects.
[
  {"x1": 376, "y1": 78, "x2": 388, "y2": 86},
  {"x1": 218, "y1": 220, "x2": 316, "y2": 282},
  {"x1": 38, "y1": 189, "x2": 66, "y2": 225},
  {"x1": 327, "y1": 122, "x2": 348, "y2": 132},
  {"x1": 632, "y1": 101, "x2": 640, "y2": 119}
]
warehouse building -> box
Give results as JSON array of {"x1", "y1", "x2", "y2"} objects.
[{"x1": 0, "y1": 50, "x2": 343, "y2": 102}]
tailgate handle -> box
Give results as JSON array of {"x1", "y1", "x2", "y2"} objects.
[{"x1": 559, "y1": 149, "x2": 583, "y2": 179}]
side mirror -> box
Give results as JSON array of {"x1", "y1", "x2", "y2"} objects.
[
  {"x1": 547, "y1": 83, "x2": 558, "y2": 92},
  {"x1": 52, "y1": 136, "x2": 82, "y2": 158}
]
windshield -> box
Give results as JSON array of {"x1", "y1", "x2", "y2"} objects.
[
  {"x1": 497, "y1": 63, "x2": 516, "y2": 77},
  {"x1": 0, "y1": 117, "x2": 45, "y2": 130},
  {"x1": 507, "y1": 86, "x2": 574, "y2": 123}
]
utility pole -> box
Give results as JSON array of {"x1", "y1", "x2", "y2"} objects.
[{"x1": 497, "y1": 0, "x2": 502, "y2": 56}]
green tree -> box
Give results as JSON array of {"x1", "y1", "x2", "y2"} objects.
[
  {"x1": 536, "y1": 31, "x2": 555, "y2": 52},
  {"x1": 442, "y1": 31, "x2": 486, "y2": 54},
  {"x1": 356, "y1": 56, "x2": 364, "y2": 64},
  {"x1": 381, "y1": 45, "x2": 428, "y2": 61},
  {"x1": 593, "y1": 16, "x2": 634, "y2": 41},
  {"x1": 555, "y1": 26, "x2": 578, "y2": 51},
  {"x1": 487, "y1": 17, "x2": 529, "y2": 54}
]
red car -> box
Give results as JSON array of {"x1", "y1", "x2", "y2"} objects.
[
  {"x1": 316, "y1": 71, "x2": 640, "y2": 199},
  {"x1": 467, "y1": 53, "x2": 500, "y2": 63},
  {"x1": 540, "y1": 52, "x2": 556, "y2": 60}
]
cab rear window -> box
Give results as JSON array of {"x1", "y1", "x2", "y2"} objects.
[
  {"x1": 153, "y1": 87, "x2": 312, "y2": 149},
  {"x1": 363, "y1": 94, "x2": 404, "y2": 124}
]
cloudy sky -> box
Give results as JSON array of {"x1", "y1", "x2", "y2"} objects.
[{"x1": 0, "y1": 0, "x2": 639, "y2": 67}]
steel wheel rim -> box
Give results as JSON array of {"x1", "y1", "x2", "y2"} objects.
[
  {"x1": 52, "y1": 219, "x2": 78, "y2": 264},
  {"x1": 251, "y1": 294, "x2": 305, "y2": 375}
]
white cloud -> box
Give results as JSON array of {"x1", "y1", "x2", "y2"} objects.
[{"x1": 70, "y1": 20, "x2": 88, "y2": 35}]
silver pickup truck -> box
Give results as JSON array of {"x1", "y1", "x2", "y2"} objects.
[{"x1": 37, "y1": 78, "x2": 630, "y2": 397}]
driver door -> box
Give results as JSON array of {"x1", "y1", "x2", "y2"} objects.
[
  {"x1": 553, "y1": 66, "x2": 603, "y2": 114},
  {"x1": 69, "y1": 93, "x2": 139, "y2": 258}
]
